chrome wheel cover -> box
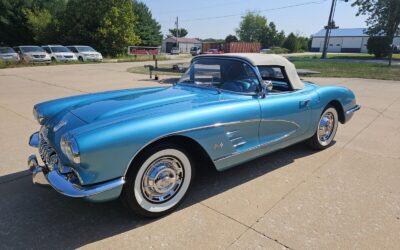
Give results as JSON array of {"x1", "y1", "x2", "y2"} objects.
[
  {"x1": 141, "y1": 156, "x2": 184, "y2": 203},
  {"x1": 318, "y1": 111, "x2": 335, "y2": 144}
]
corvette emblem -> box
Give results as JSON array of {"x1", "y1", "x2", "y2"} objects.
[
  {"x1": 53, "y1": 120, "x2": 67, "y2": 132},
  {"x1": 213, "y1": 142, "x2": 224, "y2": 150}
]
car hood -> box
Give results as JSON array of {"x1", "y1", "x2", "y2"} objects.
[
  {"x1": 69, "y1": 85, "x2": 222, "y2": 123},
  {"x1": 54, "y1": 52, "x2": 75, "y2": 56}
]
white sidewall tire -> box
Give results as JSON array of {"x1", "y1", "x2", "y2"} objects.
[
  {"x1": 133, "y1": 149, "x2": 192, "y2": 213},
  {"x1": 317, "y1": 107, "x2": 338, "y2": 147}
]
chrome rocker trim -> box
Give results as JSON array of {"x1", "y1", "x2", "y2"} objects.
[
  {"x1": 28, "y1": 132, "x2": 125, "y2": 198},
  {"x1": 346, "y1": 105, "x2": 361, "y2": 115}
]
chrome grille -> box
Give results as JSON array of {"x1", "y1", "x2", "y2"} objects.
[{"x1": 39, "y1": 129, "x2": 58, "y2": 168}]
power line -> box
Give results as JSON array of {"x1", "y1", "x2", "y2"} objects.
[{"x1": 180, "y1": 0, "x2": 328, "y2": 22}]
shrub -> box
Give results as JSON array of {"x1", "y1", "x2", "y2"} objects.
[
  {"x1": 0, "y1": 59, "x2": 5, "y2": 68},
  {"x1": 367, "y1": 36, "x2": 392, "y2": 58}
]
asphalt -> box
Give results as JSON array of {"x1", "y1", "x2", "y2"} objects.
[{"x1": 0, "y1": 61, "x2": 399, "y2": 249}]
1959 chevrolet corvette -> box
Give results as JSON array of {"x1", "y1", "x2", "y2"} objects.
[{"x1": 28, "y1": 53, "x2": 360, "y2": 217}]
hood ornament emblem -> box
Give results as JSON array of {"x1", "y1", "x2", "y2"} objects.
[{"x1": 53, "y1": 120, "x2": 67, "y2": 132}]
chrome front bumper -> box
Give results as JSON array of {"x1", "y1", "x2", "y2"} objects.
[
  {"x1": 344, "y1": 105, "x2": 361, "y2": 123},
  {"x1": 28, "y1": 132, "x2": 125, "y2": 198}
]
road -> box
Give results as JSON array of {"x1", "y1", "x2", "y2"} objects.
[{"x1": 0, "y1": 61, "x2": 399, "y2": 249}]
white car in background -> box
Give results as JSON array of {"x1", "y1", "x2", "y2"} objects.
[
  {"x1": 0, "y1": 47, "x2": 20, "y2": 62},
  {"x1": 66, "y1": 45, "x2": 103, "y2": 62},
  {"x1": 42, "y1": 45, "x2": 77, "y2": 62},
  {"x1": 13, "y1": 46, "x2": 51, "y2": 63}
]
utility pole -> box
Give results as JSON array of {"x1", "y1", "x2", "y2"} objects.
[
  {"x1": 321, "y1": 0, "x2": 349, "y2": 59},
  {"x1": 175, "y1": 16, "x2": 179, "y2": 38},
  {"x1": 321, "y1": 0, "x2": 337, "y2": 59},
  {"x1": 175, "y1": 16, "x2": 179, "y2": 50}
]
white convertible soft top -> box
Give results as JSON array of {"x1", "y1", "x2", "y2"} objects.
[{"x1": 195, "y1": 53, "x2": 304, "y2": 90}]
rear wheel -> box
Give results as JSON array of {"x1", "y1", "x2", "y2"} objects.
[
  {"x1": 121, "y1": 143, "x2": 194, "y2": 217},
  {"x1": 307, "y1": 106, "x2": 338, "y2": 150},
  {"x1": 78, "y1": 56, "x2": 84, "y2": 62}
]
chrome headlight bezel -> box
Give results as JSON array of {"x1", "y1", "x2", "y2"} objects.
[
  {"x1": 33, "y1": 107, "x2": 44, "y2": 125},
  {"x1": 60, "y1": 134, "x2": 81, "y2": 165}
]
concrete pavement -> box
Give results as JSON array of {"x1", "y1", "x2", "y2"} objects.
[{"x1": 0, "y1": 61, "x2": 399, "y2": 249}]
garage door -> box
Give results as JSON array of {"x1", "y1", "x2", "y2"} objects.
[{"x1": 327, "y1": 37, "x2": 342, "y2": 53}]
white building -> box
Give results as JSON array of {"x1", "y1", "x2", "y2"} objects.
[
  {"x1": 161, "y1": 37, "x2": 202, "y2": 54},
  {"x1": 311, "y1": 28, "x2": 400, "y2": 53}
]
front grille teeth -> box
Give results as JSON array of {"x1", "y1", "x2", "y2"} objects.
[{"x1": 38, "y1": 133, "x2": 58, "y2": 168}]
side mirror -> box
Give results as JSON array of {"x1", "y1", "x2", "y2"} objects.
[{"x1": 261, "y1": 80, "x2": 273, "y2": 92}]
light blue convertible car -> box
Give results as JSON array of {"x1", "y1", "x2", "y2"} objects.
[{"x1": 28, "y1": 54, "x2": 360, "y2": 217}]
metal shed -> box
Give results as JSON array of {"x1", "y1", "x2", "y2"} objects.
[
  {"x1": 161, "y1": 37, "x2": 202, "y2": 54},
  {"x1": 311, "y1": 28, "x2": 400, "y2": 53}
]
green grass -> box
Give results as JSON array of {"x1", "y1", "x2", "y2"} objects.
[
  {"x1": 105, "y1": 54, "x2": 168, "y2": 62},
  {"x1": 290, "y1": 53, "x2": 400, "y2": 60},
  {"x1": 128, "y1": 61, "x2": 400, "y2": 81},
  {"x1": 293, "y1": 60, "x2": 400, "y2": 80},
  {"x1": 127, "y1": 63, "x2": 181, "y2": 76}
]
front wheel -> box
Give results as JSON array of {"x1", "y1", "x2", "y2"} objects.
[
  {"x1": 307, "y1": 106, "x2": 339, "y2": 150},
  {"x1": 121, "y1": 143, "x2": 193, "y2": 217}
]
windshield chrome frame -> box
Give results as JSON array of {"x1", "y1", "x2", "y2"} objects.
[{"x1": 178, "y1": 56, "x2": 264, "y2": 96}]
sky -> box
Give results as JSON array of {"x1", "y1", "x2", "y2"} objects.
[{"x1": 141, "y1": 0, "x2": 368, "y2": 39}]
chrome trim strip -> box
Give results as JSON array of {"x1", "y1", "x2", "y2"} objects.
[
  {"x1": 29, "y1": 132, "x2": 39, "y2": 148},
  {"x1": 346, "y1": 105, "x2": 361, "y2": 115},
  {"x1": 215, "y1": 130, "x2": 297, "y2": 162},
  {"x1": 260, "y1": 119, "x2": 300, "y2": 129},
  {"x1": 226, "y1": 130, "x2": 239, "y2": 137},
  {"x1": 229, "y1": 136, "x2": 243, "y2": 142},
  {"x1": 28, "y1": 154, "x2": 125, "y2": 198},
  {"x1": 233, "y1": 141, "x2": 247, "y2": 148},
  {"x1": 123, "y1": 119, "x2": 260, "y2": 177}
]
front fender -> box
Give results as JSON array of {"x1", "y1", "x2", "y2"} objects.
[{"x1": 72, "y1": 99, "x2": 260, "y2": 185}]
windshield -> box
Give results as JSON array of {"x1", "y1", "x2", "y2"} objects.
[
  {"x1": 178, "y1": 58, "x2": 260, "y2": 93},
  {"x1": 76, "y1": 46, "x2": 96, "y2": 52},
  {"x1": 190, "y1": 47, "x2": 199, "y2": 51},
  {"x1": 50, "y1": 46, "x2": 71, "y2": 53},
  {"x1": 0, "y1": 47, "x2": 15, "y2": 54},
  {"x1": 20, "y1": 46, "x2": 45, "y2": 53}
]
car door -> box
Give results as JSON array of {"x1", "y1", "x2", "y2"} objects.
[{"x1": 257, "y1": 66, "x2": 311, "y2": 148}]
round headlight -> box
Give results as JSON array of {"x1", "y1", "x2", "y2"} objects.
[{"x1": 60, "y1": 135, "x2": 80, "y2": 165}]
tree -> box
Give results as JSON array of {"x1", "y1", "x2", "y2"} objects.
[
  {"x1": 63, "y1": 0, "x2": 140, "y2": 56},
  {"x1": 367, "y1": 36, "x2": 392, "y2": 58},
  {"x1": 168, "y1": 28, "x2": 188, "y2": 38},
  {"x1": 266, "y1": 22, "x2": 285, "y2": 47},
  {"x1": 297, "y1": 36, "x2": 310, "y2": 51},
  {"x1": 236, "y1": 12, "x2": 268, "y2": 43},
  {"x1": 132, "y1": 1, "x2": 162, "y2": 46},
  {"x1": 202, "y1": 38, "x2": 224, "y2": 43},
  {"x1": 0, "y1": 0, "x2": 67, "y2": 46},
  {"x1": 0, "y1": 0, "x2": 35, "y2": 45},
  {"x1": 282, "y1": 33, "x2": 299, "y2": 53},
  {"x1": 225, "y1": 34, "x2": 238, "y2": 43},
  {"x1": 352, "y1": 0, "x2": 400, "y2": 65},
  {"x1": 236, "y1": 12, "x2": 286, "y2": 48}
]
